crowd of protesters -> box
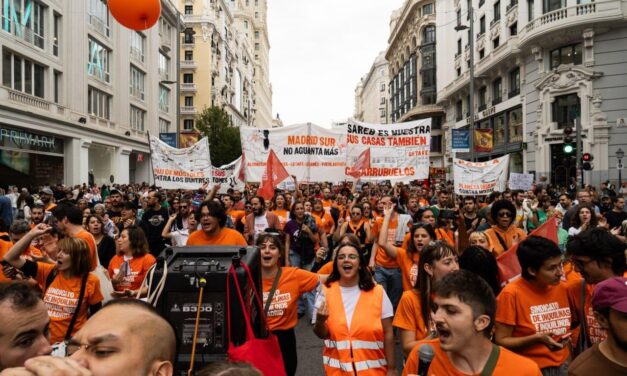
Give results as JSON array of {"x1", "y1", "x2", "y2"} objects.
[{"x1": 0, "y1": 177, "x2": 625, "y2": 375}]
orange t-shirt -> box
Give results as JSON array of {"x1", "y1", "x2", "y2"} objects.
[
  {"x1": 372, "y1": 216, "x2": 407, "y2": 268},
  {"x1": 272, "y1": 209, "x2": 290, "y2": 230},
  {"x1": 484, "y1": 225, "x2": 527, "y2": 257},
  {"x1": 35, "y1": 263, "x2": 103, "y2": 343},
  {"x1": 262, "y1": 267, "x2": 319, "y2": 330},
  {"x1": 186, "y1": 227, "x2": 247, "y2": 246},
  {"x1": 107, "y1": 253, "x2": 157, "y2": 292},
  {"x1": 312, "y1": 211, "x2": 334, "y2": 235},
  {"x1": 495, "y1": 278, "x2": 572, "y2": 369},
  {"x1": 317, "y1": 261, "x2": 334, "y2": 275},
  {"x1": 0, "y1": 239, "x2": 13, "y2": 282},
  {"x1": 402, "y1": 339, "x2": 542, "y2": 376},
  {"x1": 227, "y1": 209, "x2": 246, "y2": 228},
  {"x1": 321, "y1": 199, "x2": 333, "y2": 213},
  {"x1": 566, "y1": 278, "x2": 606, "y2": 345},
  {"x1": 395, "y1": 247, "x2": 420, "y2": 291},
  {"x1": 74, "y1": 230, "x2": 98, "y2": 270},
  {"x1": 393, "y1": 290, "x2": 428, "y2": 341}
]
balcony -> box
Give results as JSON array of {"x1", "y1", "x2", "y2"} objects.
[
  {"x1": 180, "y1": 83, "x2": 197, "y2": 92},
  {"x1": 7, "y1": 89, "x2": 49, "y2": 110},
  {"x1": 180, "y1": 106, "x2": 197, "y2": 115},
  {"x1": 181, "y1": 60, "x2": 198, "y2": 70},
  {"x1": 519, "y1": 0, "x2": 624, "y2": 48}
]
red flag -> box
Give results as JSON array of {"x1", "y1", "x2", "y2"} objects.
[
  {"x1": 257, "y1": 150, "x2": 289, "y2": 200},
  {"x1": 497, "y1": 217, "x2": 560, "y2": 285},
  {"x1": 348, "y1": 148, "x2": 371, "y2": 179},
  {"x1": 238, "y1": 152, "x2": 246, "y2": 182}
]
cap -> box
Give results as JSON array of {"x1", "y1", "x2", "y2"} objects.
[
  {"x1": 40, "y1": 188, "x2": 53, "y2": 196},
  {"x1": 591, "y1": 277, "x2": 627, "y2": 313}
]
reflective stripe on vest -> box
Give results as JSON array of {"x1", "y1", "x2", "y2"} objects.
[
  {"x1": 323, "y1": 356, "x2": 387, "y2": 372},
  {"x1": 324, "y1": 339, "x2": 384, "y2": 350}
]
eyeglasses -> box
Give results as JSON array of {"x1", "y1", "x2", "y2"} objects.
[
  {"x1": 337, "y1": 254, "x2": 359, "y2": 261},
  {"x1": 180, "y1": 206, "x2": 188, "y2": 209},
  {"x1": 497, "y1": 212, "x2": 513, "y2": 218}
]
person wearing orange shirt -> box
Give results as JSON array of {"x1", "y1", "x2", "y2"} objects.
[
  {"x1": 186, "y1": 201, "x2": 247, "y2": 246},
  {"x1": 29, "y1": 204, "x2": 45, "y2": 227},
  {"x1": 271, "y1": 193, "x2": 291, "y2": 230},
  {"x1": 257, "y1": 233, "x2": 324, "y2": 376},
  {"x1": 484, "y1": 200, "x2": 527, "y2": 257},
  {"x1": 320, "y1": 187, "x2": 334, "y2": 213},
  {"x1": 223, "y1": 194, "x2": 245, "y2": 232},
  {"x1": 108, "y1": 226, "x2": 156, "y2": 298},
  {"x1": 495, "y1": 236, "x2": 573, "y2": 374},
  {"x1": 394, "y1": 241, "x2": 459, "y2": 357},
  {"x1": 314, "y1": 243, "x2": 396, "y2": 375},
  {"x1": 403, "y1": 270, "x2": 541, "y2": 376},
  {"x1": 53, "y1": 205, "x2": 99, "y2": 270},
  {"x1": 312, "y1": 199, "x2": 335, "y2": 247},
  {"x1": 565, "y1": 228, "x2": 626, "y2": 352},
  {"x1": 4, "y1": 224, "x2": 103, "y2": 344},
  {"x1": 333, "y1": 205, "x2": 372, "y2": 259}
]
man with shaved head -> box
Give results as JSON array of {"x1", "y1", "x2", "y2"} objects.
[{"x1": 0, "y1": 300, "x2": 176, "y2": 376}]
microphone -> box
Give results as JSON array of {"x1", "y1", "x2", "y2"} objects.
[{"x1": 417, "y1": 344, "x2": 435, "y2": 376}]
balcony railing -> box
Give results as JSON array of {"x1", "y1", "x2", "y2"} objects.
[
  {"x1": 88, "y1": 14, "x2": 110, "y2": 38},
  {"x1": 181, "y1": 60, "x2": 197, "y2": 69},
  {"x1": 7, "y1": 89, "x2": 49, "y2": 110},
  {"x1": 180, "y1": 83, "x2": 197, "y2": 92},
  {"x1": 181, "y1": 106, "x2": 197, "y2": 114}
]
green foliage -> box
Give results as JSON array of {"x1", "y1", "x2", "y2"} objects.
[{"x1": 195, "y1": 106, "x2": 242, "y2": 166}]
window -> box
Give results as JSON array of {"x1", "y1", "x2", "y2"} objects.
[
  {"x1": 456, "y1": 100, "x2": 463, "y2": 121},
  {"x1": 480, "y1": 0, "x2": 485, "y2": 6},
  {"x1": 380, "y1": 96, "x2": 386, "y2": 105},
  {"x1": 494, "y1": 114, "x2": 505, "y2": 144},
  {"x1": 130, "y1": 105, "x2": 146, "y2": 131},
  {"x1": 510, "y1": 22, "x2": 517, "y2": 36},
  {"x1": 129, "y1": 66, "x2": 145, "y2": 100},
  {"x1": 87, "y1": 0, "x2": 110, "y2": 37},
  {"x1": 88, "y1": 86, "x2": 111, "y2": 119},
  {"x1": 479, "y1": 16, "x2": 486, "y2": 35},
  {"x1": 159, "y1": 52, "x2": 169, "y2": 79},
  {"x1": 528, "y1": 0, "x2": 535, "y2": 21},
  {"x1": 255, "y1": 31, "x2": 259, "y2": 39},
  {"x1": 479, "y1": 49, "x2": 485, "y2": 59},
  {"x1": 509, "y1": 67, "x2": 520, "y2": 97},
  {"x1": 478, "y1": 86, "x2": 487, "y2": 110},
  {"x1": 159, "y1": 86, "x2": 170, "y2": 112},
  {"x1": 159, "y1": 118, "x2": 170, "y2": 133},
  {"x1": 254, "y1": 42, "x2": 259, "y2": 51},
  {"x1": 550, "y1": 43, "x2": 582, "y2": 69},
  {"x1": 494, "y1": 1, "x2": 501, "y2": 21},
  {"x1": 423, "y1": 3, "x2": 434, "y2": 15},
  {"x1": 508, "y1": 107, "x2": 523, "y2": 141},
  {"x1": 184, "y1": 5, "x2": 193, "y2": 15},
  {"x1": 88, "y1": 38, "x2": 110, "y2": 83},
  {"x1": 183, "y1": 119, "x2": 194, "y2": 130},
  {"x1": 492, "y1": 78, "x2": 502, "y2": 104},
  {"x1": 255, "y1": 11, "x2": 259, "y2": 18},
  {"x1": 183, "y1": 30, "x2": 194, "y2": 44},
  {"x1": 552, "y1": 94, "x2": 580, "y2": 129},
  {"x1": 1, "y1": 0, "x2": 46, "y2": 48},
  {"x1": 2, "y1": 50, "x2": 45, "y2": 98},
  {"x1": 53, "y1": 13, "x2": 61, "y2": 56},
  {"x1": 53, "y1": 70, "x2": 61, "y2": 104},
  {"x1": 457, "y1": 9, "x2": 461, "y2": 26},
  {"x1": 422, "y1": 25, "x2": 435, "y2": 44},
  {"x1": 159, "y1": 18, "x2": 172, "y2": 39},
  {"x1": 130, "y1": 31, "x2": 145, "y2": 62},
  {"x1": 493, "y1": 37, "x2": 500, "y2": 49},
  {"x1": 467, "y1": 0, "x2": 471, "y2": 19},
  {"x1": 457, "y1": 67, "x2": 461, "y2": 77},
  {"x1": 244, "y1": 20, "x2": 248, "y2": 29},
  {"x1": 457, "y1": 39, "x2": 462, "y2": 55},
  {"x1": 430, "y1": 135, "x2": 442, "y2": 153},
  {"x1": 184, "y1": 96, "x2": 193, "y2": 106},
  {"x1": 380, "y1": 83, "x2": 385, "y2": 92},
  {"x1": 185, "y1": 51, "x2": 193, "y2": 60},
  {"x1": 379, "y1": 109, "x2": 386, "y2": 118},
  {"x1": 543, "y1": 0, "x2": 564, "y2": 13},
  {"x1": 183, "y1": 73, "x2": 193, "y2": 83}
]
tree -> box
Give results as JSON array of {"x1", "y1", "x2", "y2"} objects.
[{"x1": 196, "y1": 106, "x2": 242, "y2": 166}]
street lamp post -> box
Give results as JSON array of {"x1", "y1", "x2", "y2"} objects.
[
  {"x1": 617, "y1": 147, "x2": 624, "y2": 189},
  {"x1": 455, "y1": 6, "x2": 475, "y2": 162}
]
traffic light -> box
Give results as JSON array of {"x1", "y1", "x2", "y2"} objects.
[
  {"x1": 563, "y1": 144, "x2": 574, "y2": 154},
  {"x1": 582, "y1": 153, "x2": 594, "y2": 170},
  {"x1": 563, "y1": 127, "x2": 574, "y2": 154}
]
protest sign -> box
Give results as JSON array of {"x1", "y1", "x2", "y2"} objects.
[
  {"x1": 346, "y1": 118, "x2": 431, "y2": 182},
  {"x1": 452, "y1": 128, "x2": 470, "y2": 152},
  {"x1": 239, "y1": 123, "x2": 346, "y2": 182},
  {"x1": 149, "y1": 135, "x2": 213, "y2": 189},
  {"x1": 509, "y1": 172, "x2": 534, "y2": 191},
  {"x1": 211, "y1": 157, "x2": 245, "y2": 194},
  {"x1": 453, "y1": 156, "x2": 509, "y2": 195}
]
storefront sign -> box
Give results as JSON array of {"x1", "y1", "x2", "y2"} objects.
[
  {"x1": 452, "y1": 128, "x2": 470, "y2": 152},
  {"x1": 0, "y1": 124, "x2": 64, "y2": 154}
]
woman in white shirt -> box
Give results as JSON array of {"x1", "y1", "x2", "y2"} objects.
[
  {"x1": 568, "y1": 203, "x2": 597, "y2": 236},
  {"x1": 162, "y1": 211, "x2": 198, "y2": 246}
]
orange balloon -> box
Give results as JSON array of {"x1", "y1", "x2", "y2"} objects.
[{"x1": 108, "y1": 0, "x2": 161, "y2": 31}]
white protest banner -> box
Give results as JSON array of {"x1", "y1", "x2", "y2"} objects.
[
  {"x1": 346, "y1": 118, "x2": 431, "y2": 182},
  {"x1": 453, "y1": 155, "x2": 510, "y2": 195},
  {"x1": 149, "y1": 135, "x2": 212, "y2": 189},
  {"x1": 240, "y1": 123, "x2": 346, "y2": 182},
  {"x1": 509, "y1": 172, "x2": 534, "y2": 191},
  {"x1": 211, "y1": 157, "x2": 245, "y2": 194}
]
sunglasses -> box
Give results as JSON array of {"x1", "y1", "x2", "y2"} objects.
[{"x1": 497, "y1": 212, "x2": 513, "y2": 218}]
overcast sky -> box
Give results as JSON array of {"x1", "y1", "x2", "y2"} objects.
[{"x1": 267, "y1": 0, "x2": 405, "y2": 127}]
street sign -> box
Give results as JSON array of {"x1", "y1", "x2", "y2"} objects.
[{"x1": 452, "y1": 128, "x2": 470, "y2": 152}]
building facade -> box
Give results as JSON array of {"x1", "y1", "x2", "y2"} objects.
[
  {"x1": 0, "y1": 0, "x2": 180, "y2": 187},
  {"x1": 354, "y1": 51, "x2": 390, "y2": 124},
  {"x1": 386, "y1": 0, "x2": 445, "y2": 168},
  {"x1": 437, "y1": 0, "x2": 627, "y2": 187}
]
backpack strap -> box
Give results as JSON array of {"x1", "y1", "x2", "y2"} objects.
[
  {"x1": 263, "y1": 267, "x2": 282, "y2": 317},
  {"x1": 493, "y1": 232, "x2": 509, "y2": 253},
  {"x1": 64, "y1": 274, "x2": 89, "y2": 340},
  {"x1": 44, "y1": 268, "x2": 58, "y2": 294}
]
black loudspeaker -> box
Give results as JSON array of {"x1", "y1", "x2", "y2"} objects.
[{"x1": 151, "y1": 246, "x2": 263, "y2": 375}]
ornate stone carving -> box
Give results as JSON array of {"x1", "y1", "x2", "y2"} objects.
[
  {"x1": 507, "y1": 11, "x2": 517, "y2": 27},
  {"x1": 536, "y1": 66, "x2": 603, "y2": 91},
  {"x1": 491, "y1": 26, "x2": 500, "y2": 40},
  {"x1": 476, "y1": 35, "x2": 485, "y2": 50},
  {"x1": 202, "y1": 24, "x2": 210, "y2": 42},
  {"x1": 583, "y1": 28, "x2": 595, "y2": 67}
]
